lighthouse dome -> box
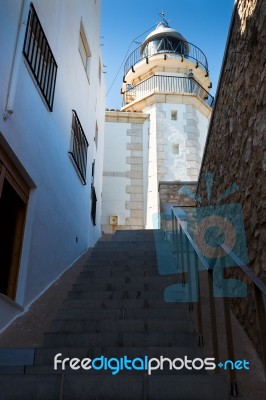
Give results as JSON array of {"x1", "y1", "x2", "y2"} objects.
[{"x1": 140, "y1": 21, "x2": 189, "y2": 57}]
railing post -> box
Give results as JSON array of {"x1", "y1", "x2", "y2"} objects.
[
  {"x1": 194, "y1": 252, "x2": 203, "y2": 347},
  {"x1": 207, "y1": 268, "x2": 220, "y2": 373},
  {"x1": 254, "y1": 286, "x2": 266, "y2": 372},
  {"x1": 179, "y1": 222, "x2": 185, "y2": 281},
  {"x1": 221, "y1": 257, "x2": 238, "y2": 397},
  {"x1": 185, "y1": 235, "x2": 193, "y2": 310}
]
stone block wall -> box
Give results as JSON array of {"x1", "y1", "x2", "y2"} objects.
[
  {"x1": 159, "y1": 181, "x2": 197, "y2": 232},
  {"x1": 197, "y1": 0, "x2": 266, "y2": 358}
]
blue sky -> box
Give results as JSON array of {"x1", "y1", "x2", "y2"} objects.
[{"x1": 101, "y1": 0, "x2": 234, "y2": 109}]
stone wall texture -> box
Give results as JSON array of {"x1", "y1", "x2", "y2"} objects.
[{"x1": 197, "y1": 0, "x2": 266, "y2": 358}]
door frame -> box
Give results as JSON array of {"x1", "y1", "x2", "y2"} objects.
[{"x1": 0, "y1": 146, "x2": 30, "y2": 300}]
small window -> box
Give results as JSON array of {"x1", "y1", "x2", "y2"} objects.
[
  {"x1": 171, "y1": 110, "x2": 178, "y2": 120},
  {"x1": 23, "y1": 4, "x2": 57, "y2": 111},
  {"x1": 172, "y1": 144, "x2": 180, "y2": 154},
  {"x1": 79, "y1": 22, "x2": 91, "y2": 79},
  {"x1": 69, "y1": 110, "x2": 89, "y2": 185}
]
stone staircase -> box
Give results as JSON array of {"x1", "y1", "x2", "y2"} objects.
[{"x1": 0, "y1": 230, "x2": 228, "y2": 399}]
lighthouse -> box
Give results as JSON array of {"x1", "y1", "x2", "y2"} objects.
[{"x1": 102, "y1": 16, "x2": 213, "y2": 232}]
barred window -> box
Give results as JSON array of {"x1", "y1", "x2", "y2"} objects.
[
  {"x1": 91, "y1": 186, "x2": 97, "y2": 226},
  {"x1": 69, "y1": 111, "x2": 89, "y2": 185},
  {"x1": 23, "y1": 4, "x2": 57, "y2": 111},
  {"x1": 91, "y1": 160, "x2": 97, "y2": 225}
]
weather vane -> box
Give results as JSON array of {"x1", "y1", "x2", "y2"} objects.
[{"x1": 158, "y1": 11, "x2": 169, "y2": 26}]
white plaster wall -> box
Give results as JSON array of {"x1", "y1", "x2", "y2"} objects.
[
  {"x1": 101, "y1": 121, "x2": 131, "y2": 226},
  {"x1": 0, "y1": 0, "x2": 105, "y2": 329},
  {"x1": 101, "y1": 176, "x2": 130, "y2": 226},
  {"x1": 103, "y1": 122, "x2": 131, "y2": 173}
]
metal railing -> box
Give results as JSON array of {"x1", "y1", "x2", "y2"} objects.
[
  {"x1": 91, "y1": 186, "x2": 97, "y2": 226},
  {"x1": 123, "y1": 75, "x2": 214, "y2": 107},
  {"x1": 69, "y1": 110, "x2": 89, "y2": 185},
  {"x1": 161, "y1": 206, "x2": 266, "y2": 396},
  {"x1": 124, "y1": 39, "x2": 209, "y2": 79}
]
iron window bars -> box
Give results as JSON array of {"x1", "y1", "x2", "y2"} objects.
[
  {"x1": 91, "y1": 185, "x2": 97, "y2": 226},
  {"x1": 69, "y1": 110, "x2": 89, "y2": 185},
  {"x1": 23, "y1": 3, "x2": 57, "y2": 111},
  {"x1": 91, "y1": 160, "x2": 97, "y2": 225}
]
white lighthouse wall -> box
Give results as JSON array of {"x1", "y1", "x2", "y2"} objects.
[{"x1": 144, "y1": 101, "x2": 210, "y2": 182}]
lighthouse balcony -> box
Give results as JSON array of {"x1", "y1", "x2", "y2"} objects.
[
  {"x1": 124, "y1": 39, "x2": 209, "y2": 80},
  {"x1": 122, "y1": 75, "x2": 214, "y2": 107}
]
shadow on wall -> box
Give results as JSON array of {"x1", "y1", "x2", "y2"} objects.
[{"x1": 197, "y1": 0, "x2": 266, "y2": 361}]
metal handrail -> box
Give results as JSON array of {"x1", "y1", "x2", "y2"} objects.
[
  {"x1": 171, "y1": 208, "x2": 210, "y2": 271},
  {"x1": 124, "y1": 40, "x2": 209, "y2": 78},
  {"x1": 168, "y1": 206, "x2": 266, "y2": 396},
  {"x1": 171, "y1": 206, "x2": 266, "y2": 295},
  {"x1": 221, "y1": 243, "x2": 266, "y2": 296},
  {"x1": 123, "y1": 75, "x2": 214, "y2": 108}
]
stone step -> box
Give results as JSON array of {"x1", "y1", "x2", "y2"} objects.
[
  {"x1": 90, "y1": 250, "x2": 157, "y2": 256},
  {"x1": 71, "y1": 281, "x2": 181, "y2": 293},
  {"x1": 84, "y1": 258, "x2": 158, "y2": 267},
  {"x1": 42, "y1": 331, "x2": 197, "y2": 348},
  {"x1": 146, "y1": 374, "x2": 228, "y2": 400},
  {"x1": 82, "y1": 264, "x2": 157, "y2": 273},
  {"x1": 0, "y1": 374, "x2": 61, "y2": 400},
  {"x1": 113, "y1": 230, "x2": 155, "y2": 241},
  {"x1": 67, "y1": 289, "x2": 176, "y2": 300},
  {"x1": 24, "y1": 364, "x2": 206, "y2": 376},
  {"x1": 56, "y1": 308, "x2": 190, "y2": 321},
  {"x1": 62, "y1": 299, "x2": 190, "y2": 310},
  {"x1": 49, "y1": 318, "x2": 193, "y2": 334},
  {"x1": 0, "y1": 348, "x2": 35, "y2": 367},
  {"x1": 0, "y1": 373, "x2": 228, "y2": 400},
  {"x1": 34, "y1": 346, "x2": 203, "y2": 365},
  {"x1": 72, "y1": 274, "x2": 181, "y2": 292},
  {"x1": 77, "y1": 269, "x2": 159, "y2": 279},
  {"x1": 92, "y1": 245, "x2": 156, "y2": 251}
]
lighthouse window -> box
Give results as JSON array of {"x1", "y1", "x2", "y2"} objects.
[
  {"x1": 171, "y1": 110, "x2": 178, "y2": 120},
  {"x1": 79, "y1": 22, "x2": 91, "y2": 80},
  {"x1": 172, "y1": 144, "x2": 180, "y2": 154}
]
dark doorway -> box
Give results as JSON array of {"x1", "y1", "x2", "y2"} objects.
[{"x1": 0, "y1": 180, "x2": 26, "y2": 299}]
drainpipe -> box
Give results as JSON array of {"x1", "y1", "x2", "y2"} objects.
[{"x1": 3, "y1": 0, "x2": 30, "y2": 121}]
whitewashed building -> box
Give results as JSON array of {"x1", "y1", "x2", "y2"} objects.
[
  {"x1": 102, "y1": 19, "x2": 213, "y2": 232},
  {"x1": 0, "y1": 0, "x2": 105, "y2": 330}
]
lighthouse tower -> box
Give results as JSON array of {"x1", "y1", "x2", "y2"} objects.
[{"x1": 102, "y1": 17, "x2": 213, "y2": 232}]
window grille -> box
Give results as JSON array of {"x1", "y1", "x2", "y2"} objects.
[
  {"x1": 91, "y1": 186, "x2": 97, "y2": 226},
  {"x1": 23, "y1": 4, "x2": 57, "y2": 111},
  {"x1": 69, "y1": 110, "x2": 89, "y2": 185}
]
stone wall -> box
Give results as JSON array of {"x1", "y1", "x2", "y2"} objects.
[
  {"x1": 159, "y1": 181, "x2": 197, "y2": 232},
  {"x1": 197, "y1": 0, "x2": 266, "y2": 358},
  {"x1": 159, "y1": 181, "x2": 197, "y2": 211}
]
